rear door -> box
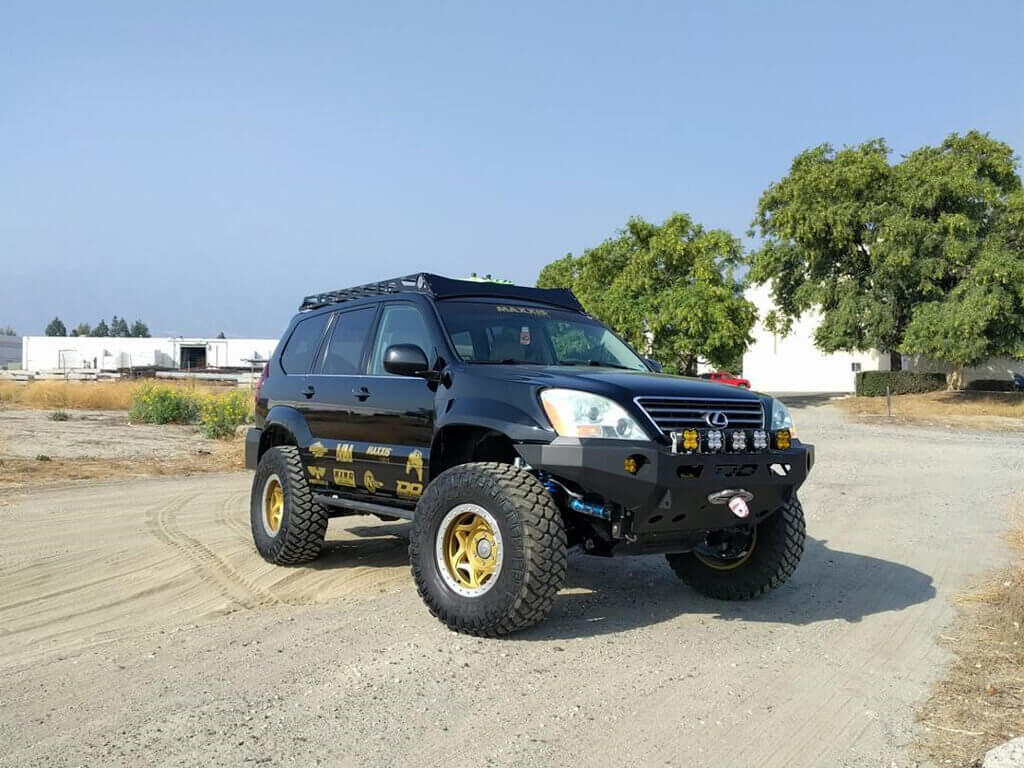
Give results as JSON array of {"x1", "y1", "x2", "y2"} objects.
[{"x1": 302, "y1": 304, "x2": 379, "y2": 492}]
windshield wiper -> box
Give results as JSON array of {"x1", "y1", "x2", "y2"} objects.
[{"x1": 559, "y1": 360, "x2": 633, "y2": 370}]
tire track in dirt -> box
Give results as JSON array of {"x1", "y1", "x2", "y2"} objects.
[{"x1": 145, "y1": 491, "x2": 282, "y2": 610}]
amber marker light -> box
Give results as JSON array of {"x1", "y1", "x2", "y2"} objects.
[
  {"x1": 775, "y1": 429, "x2": 791, "y2": 450},
  {"x1": 682, "y1": 429, "x2": 699, "y2": 451},
  {"x1": 623, "y1": 457, "x2": 638, "y2": 474}
]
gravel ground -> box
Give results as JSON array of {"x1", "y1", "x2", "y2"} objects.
[
  {"x1": 1, "y1": 401, "x2": 1021, "y2": 767},
  {"x1": 0, "y1": 409, "x2": 220, "y2": 460}
]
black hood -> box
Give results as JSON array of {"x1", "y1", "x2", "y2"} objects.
[{"x1": 459, "y1": 364, "x2": 765, "y2": 402}]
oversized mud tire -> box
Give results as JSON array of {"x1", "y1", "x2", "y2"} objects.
[
  {"x1": 250, "y1": 446, "x2": 328, "y2": 565},
  {"x1": 666, "y1": 498, "x2": 805, "y2": 600},
  {"x1": 410, "y1": 462, "x2": 567, "y2": 636}
]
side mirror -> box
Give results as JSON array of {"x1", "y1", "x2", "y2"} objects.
[
  {"x1": 383, "y1": 344, "x2": 430, "y2": 377},
  {"x1": 645, "y1": 358, "x2": 663, "y2": 373}
]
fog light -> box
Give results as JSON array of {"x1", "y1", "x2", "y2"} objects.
[
  {"x1": 623, "y1": 457, "x2": 638, "y2": 474},
  {"x1": 730, "y1": 430, "x2": 747, "y2": 452},
  {"x1": 683, "y1": 428, "x2": 698, "y2": 451},
  {"x1": 752, "y1": 429, "x2": 768, "y2": 450},
  {"x1": 706, "y1": 429, "x2": 723, "y2": 451},
  {"x1": 775, "y1": 429, "x2": 791, "y2": 450}
]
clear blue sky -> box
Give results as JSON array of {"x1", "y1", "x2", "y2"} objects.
[{"x1": 2, "y1": 0, "x2": 1022, "y2": 338}]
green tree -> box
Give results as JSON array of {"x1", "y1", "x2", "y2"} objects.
[
  {"x1": 91, "y1": 319, "x2": 110, "y2": 337},
  {"x1": 111, "y1": 316, "x2": 131, "y2": 337},
  {"x1": 130, "y1": 320, "x2": 151, "y2": 338},
  {"x1": 216, "y1": 331, "x2": 226, "y2": 339},
  {"x1": 537, "y1": 213, "x2": 756, "y2": 375},
  {"x1": 748, "y1": 130, "x2": 1023, "y2": 385},
  {"x1": 70, "y1": 322, "x2": 91, "y2": 337},
  {"x1": 44, "y1": 317, "x2": 66, "y2": 336}
]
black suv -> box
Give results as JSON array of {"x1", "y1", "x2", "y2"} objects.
[{"x1": 246, "y1": 274, "x2": 814, "y2": 636}]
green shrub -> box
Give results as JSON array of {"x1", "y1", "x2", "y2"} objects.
[
  {"x1": 50, "y1": 410, "x2": 69, "y2": 421},
  {"x1": 854, "y1": 370, "x2": 947, "y2": 397},
  {"x1": 129, "y1": 383, "x2": 200, "y2": 424},
  {"x1": 199, "y1": 390, "x2": 254, "y2": 439}
]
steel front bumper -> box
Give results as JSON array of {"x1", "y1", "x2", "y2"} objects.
[{"x1": 515, "y1": 437, "x2": 814, "y2": 537}]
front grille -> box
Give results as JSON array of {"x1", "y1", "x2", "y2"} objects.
[{"x1": 635, "y1": 396, "x2": 765, "y2": 434}]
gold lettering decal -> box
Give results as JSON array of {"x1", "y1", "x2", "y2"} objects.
[
  {"x1": 363, "y1": 470, "x2": 384, "y2": 493},
  {"x1": 336, "y1": 443, "x2": 354, "y2": 463},
  {"x1": 333, "y1": 468, "x2": 356, "y2": 488},
  {"x1": 307, "y1": 466, "x2": 327, "y2": 485},
  {"x1": 366, "y1": 445, "x2": 392, "y2": 462},
  {"x1": 396, "y1": 480, "x2": 422, "y2": 499},
  {"x1": 309, "y1": 441, "x2": 327, "y2": 458},
  {"x1": 495, "y1": 305, "x2": 549, "y2": 316},
  {"x1": 405, "y1": 449, "x2": 424, "y2": 483}
]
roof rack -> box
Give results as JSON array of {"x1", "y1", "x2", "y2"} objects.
[{"x1": 299, "y1": 273, "x2": 584, "y2": 313}]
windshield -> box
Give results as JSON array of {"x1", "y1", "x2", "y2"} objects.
[{"x1": 437, "y1": 300, "x2": 649, "y2": 371}]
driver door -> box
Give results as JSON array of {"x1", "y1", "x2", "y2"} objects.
[{"x1": 348, "y1": 301, "x2": 437, "y2": 501}]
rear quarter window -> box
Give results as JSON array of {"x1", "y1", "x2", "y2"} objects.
[{"x1": 280, "y1": 314, "x2": 329, "y2": 374}]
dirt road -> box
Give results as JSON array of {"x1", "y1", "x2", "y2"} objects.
[{"x1": 1, "y1": 402, "x2": 1021, "y2": 767}]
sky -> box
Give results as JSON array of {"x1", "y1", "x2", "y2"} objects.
[{"x1": 2, "y1": 1, "x2": 1022, "y2": 338}]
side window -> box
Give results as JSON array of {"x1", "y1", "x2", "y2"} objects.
[
  {"x1": 321, "y1": 306, "x2": 376, "y2": 375},
  {"x1": 280, "y1": 314, "x2": 329, "y2": 374},
  {"x1": 370, "y1": 304, "x2": 433, "y2": 375},
  {"x1": 450, "y1": 330, "x2": 475, "y2": 361}
]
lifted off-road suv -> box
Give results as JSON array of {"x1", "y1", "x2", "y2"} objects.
[{"x1": 247, "y1": 274, "x2": 813, "y2": 636}]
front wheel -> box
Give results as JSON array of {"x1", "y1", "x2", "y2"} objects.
[
  {"x1": 409, "y1": 462, "x2": 568, "y2": 636},
  {"x1": 666, "y1": 498, "x2": 805, "y2": 600}
]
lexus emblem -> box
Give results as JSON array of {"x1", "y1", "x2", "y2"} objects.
[{"x1": 704, "y1": 411, "x2": 729, "y2": 428}]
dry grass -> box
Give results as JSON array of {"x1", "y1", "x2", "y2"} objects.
[
  {"x1": 0, "y1": 435, "x2": 245, "y2": 491},
  {"x1": 916, "y1": 501, "x2": 1024, "y2": 766},
  {"x1": 835, "y1": 390, "x2": 1024, "y2": 431},
  {"x1": 0, "y1": 379, "x2": 221, "y2": 411}
]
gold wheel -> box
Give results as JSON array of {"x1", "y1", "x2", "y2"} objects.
[
  {"x1": 435, "y1": 504, "x2": 503, "y2": 597},
  {"x1": 262, "y1": 474, "x2": 284, "y2": 536},
  {"x1": 694, "y1": 527, "x2": 757, "y2": 571}
]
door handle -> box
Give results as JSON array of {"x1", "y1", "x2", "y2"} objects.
[
  {"x1": 352, "y1": 386, "x2": 371, "y2": 401},
  {"x1": 302, "y1": 385, "x2": 315, "y2": 399}
]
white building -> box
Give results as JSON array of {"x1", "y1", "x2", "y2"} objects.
[
  {"x1": 21, "y1": 336, "x2": 278, "y2": 373},
  {"x1": 741, "y1": 283, "x2": 1019, "y2": 392}
]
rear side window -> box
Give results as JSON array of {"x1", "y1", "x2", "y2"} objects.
[
  {"x1": 321, "y1": 307, "x2": 376, "y2": 375},
  {"x1": 280, "y1": 314, "x2": 329, "y2": 374}
]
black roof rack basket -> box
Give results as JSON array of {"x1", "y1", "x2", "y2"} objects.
[{"x1": 299, "y1": 273, "x2": 583, "y2": 313}]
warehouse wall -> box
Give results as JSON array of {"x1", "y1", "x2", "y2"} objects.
[{"x1": 21, "y1": 337, "x2": 277, "y2": 371}]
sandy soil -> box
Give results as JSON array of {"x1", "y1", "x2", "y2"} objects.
[
  {"x1": 0, "y1": 403, "x2": 1021, "y2": 767},
  {"x1": 0, "y1": 409, "x2": 242, "y2": 489}
]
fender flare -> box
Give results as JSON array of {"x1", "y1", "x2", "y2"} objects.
[
  {"x1": 431, "y1": 397, "x2": 554, "y2": 458},
  {"x1": 263, "y1": 404, "x2": 315, "y2": 450}
]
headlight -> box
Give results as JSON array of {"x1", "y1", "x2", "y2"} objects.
[
  {"x1": 540, "y1": 389, "x2": 650, "y2": 440},
  {"x1": 770, "y1": 399, "x2": 797, "y2": 438}
]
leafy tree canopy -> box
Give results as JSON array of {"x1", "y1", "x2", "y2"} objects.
[
  {"x1": 748, "y1": 130, "x2": 1023, "y2": 380},
  {"x1": 91, "y1": 319, "x2": 110, "y2": 337},
  {"x1": 44, "y1": 317, "x2": 66, "y2": 336},
  {"x1": 129, "y1": 320, "x2": 151, "y2": 338},
  {"x1": 537, "y1": 213, "x2": 756, "y2": 375},
  {"x1": 111, "y1": 316, "x2": 131, "y2": 337},
  {"x1": 70, "y1": 323, "x2": 91, "y2": 337}
]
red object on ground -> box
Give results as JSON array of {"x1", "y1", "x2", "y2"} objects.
[{"x1": 699, "y1": 371, "x2": 751, "y2": 388}]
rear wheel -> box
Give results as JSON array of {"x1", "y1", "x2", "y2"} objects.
[
  {"x1": 250, "y1": 446, "x2": 328, "y2": 565},
  {"x1": 409, "y1": 462, "x2": 567, "y2": 636},
  {"x1": 666, "y1": 497, "x2": 805, "y2": 600}
]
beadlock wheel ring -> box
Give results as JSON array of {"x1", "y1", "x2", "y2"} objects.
[
  {"x1": 261, "y1": 473, "x2": 284, "y2": 538},
  {"x1": 435, "y1": 504, "x2": 504, "y2": 598}
]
